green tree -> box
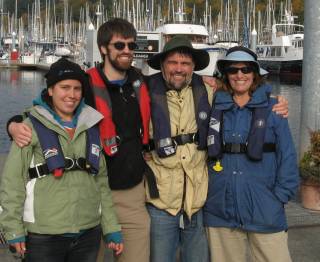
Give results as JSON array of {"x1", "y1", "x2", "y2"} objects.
[{"x1": 3, "y1": 0, "x2": 304, "y2": 25}]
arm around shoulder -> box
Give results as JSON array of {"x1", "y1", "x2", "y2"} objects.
[
  {"x1": 7, "y1": 114, "x2": 32, "y2": 147},
  {"x1": 271, "y1": 95, "x2": 289, "y2": 118}
]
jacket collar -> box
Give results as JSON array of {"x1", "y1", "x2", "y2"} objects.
[
  {"x1": 214, "y1": 84, "x2": 272, "y2": 110},
  {"x1": 97, "y1": 64, "x2": 140, "y2": 86},
  {"x1": 32, "y1": 105, "x2": 103, "y2": 131}
]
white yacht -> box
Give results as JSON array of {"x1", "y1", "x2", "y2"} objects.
[
  {"x1": 134, "y1": 11, "x2": 228, "y2": 76},
  {"x1": 256, "y1": 23, "x2": 303, "y2": 76}
]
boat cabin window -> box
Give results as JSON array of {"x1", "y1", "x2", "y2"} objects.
[
  {"x1": 276, "y1": 24, "x2": 304, "y2": 35},
  {"x1": 164, "y1": 34, "x2": 207, "y2": 44},
  {"x1": 270, "y1": 47, "x2": 282, "y2": 57},
  {"x1": 292, "y1": 41, "x2": 303, "y2": 48}
]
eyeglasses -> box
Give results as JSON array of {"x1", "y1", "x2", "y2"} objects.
[
  {"x1": 225, "y1": 66, "x2": 254, "y2": 74},
  {"x1": 109, "y1": 41, "x2": 138, "y2": 51}
]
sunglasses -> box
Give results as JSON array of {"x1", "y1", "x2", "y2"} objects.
[
  {"x1": 109, "y1": 41, "x2": 138, "y2": 51},
  {"x1": 225, "y1": 66, "x2": 254, "y2": 74}
]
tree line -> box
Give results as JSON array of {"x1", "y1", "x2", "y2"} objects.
[{"x1": 3, "y1": 0, "x2": 304, "y2": 24}]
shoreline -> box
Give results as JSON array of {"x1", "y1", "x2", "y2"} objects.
[{"x1": 0, "y1": 61, "x2": 49, "y2": 71}]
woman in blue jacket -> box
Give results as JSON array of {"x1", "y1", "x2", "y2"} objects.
[{"x1": 203, "y1": 46, "x2": 299, "y2": 262}]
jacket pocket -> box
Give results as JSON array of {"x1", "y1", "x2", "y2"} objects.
[
  {"x1": 248, "y1": 182, "x2": 285, "y2": 227},
  {"x1": 205, "y1": 167, "x2": 234, "y2": 220}
]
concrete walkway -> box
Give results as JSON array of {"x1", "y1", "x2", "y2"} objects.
[{"x1": 0, "y1": 153, "x2": 320, "y2": 261}]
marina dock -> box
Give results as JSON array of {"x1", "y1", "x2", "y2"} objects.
[{"x1": 0, "y1": 61, "x2": 49, "y2": 71}]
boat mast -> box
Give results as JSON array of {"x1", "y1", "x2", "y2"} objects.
[
  {"x1": 64, "y1": 0, "x2": 68, "y2": 44},
  {"x1": 0, "y1": 0, "x2": 4, "y2": 50},
  {"x1": 14, "y1": 0, "x2": 17, "y2": 34}
]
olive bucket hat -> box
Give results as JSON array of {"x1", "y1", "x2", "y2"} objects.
[
  {"x1": 148, "y1": 35, "x2": 210, "y2": 71},
  {"x1": 217, "y1": 46, "x2": 268, "y2": 76}
]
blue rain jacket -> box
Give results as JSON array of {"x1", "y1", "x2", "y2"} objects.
[{"x1": 203, "y1": 84, "x2": 299, "y2": 233}]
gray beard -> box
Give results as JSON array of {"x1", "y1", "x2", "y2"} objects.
[{"x1": 163, "y1": 74, "x2": 193, "y2": 91}]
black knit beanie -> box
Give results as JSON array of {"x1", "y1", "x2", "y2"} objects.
[{"x1": 45, "y1": 58, "x2": 88, "y2": 88}]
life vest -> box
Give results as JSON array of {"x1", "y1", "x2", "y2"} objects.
[
  {"x1": 147, "y1": 72, "x2": 211, "y2": 158},
  {"x1": 207, "y1": 92, "x2": 275, "y2": 161},
  {"x1": 87, "y1": 66, "x2": 150, "y2": 156},
  {"x1": 29, "y1": 114, "x2": 100, "y2": 178}
]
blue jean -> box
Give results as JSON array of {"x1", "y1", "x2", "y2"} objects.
[
  {"x1": 25, "y1": 226, "x2": 101, "y2": 262},
  {"x1": 147, "y1": 204, "x2": 209, "y2": 262}
]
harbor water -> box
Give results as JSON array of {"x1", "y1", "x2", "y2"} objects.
[
  {"x1": 0, "y1": 69, "x2": 45, "y2": 153},
  {"x1": 0, "y1": 68, "x2": 302, "y2": 154}
]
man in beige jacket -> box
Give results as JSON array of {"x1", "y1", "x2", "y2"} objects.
[{"x1": 145, "y1": 36, "x2": 212, "y2": 262}]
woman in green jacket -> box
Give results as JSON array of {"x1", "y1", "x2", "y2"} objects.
[{"x1": 0, "y1": 58, "x2": 123, "y2": 262}]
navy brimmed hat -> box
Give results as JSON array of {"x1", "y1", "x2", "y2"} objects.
[
  {"x1": 148, "y1": 35, "x2": 210, "y2": 71},
  {"x1": 45, "y1": 57, "x2": 89, "y2": 88},
  {"x1": 217, "y1": 46, "x2": 268, "y2": 76}
]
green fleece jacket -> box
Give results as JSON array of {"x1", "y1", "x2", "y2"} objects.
[{"x1": 0, "y1": 105, "x2": 121, "y2": 242}]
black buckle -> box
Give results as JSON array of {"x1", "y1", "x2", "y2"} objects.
[
  {"x1": 29, "y1": 163, "x2": 49, "y2": 179},
  {"x1": 65, "y1": 157, "x2": 75, "y2": 170},
  {"x1": 143, "y1": 142, "x2": 154, "y2": 152},
  {"x1": 173, "y1": 133, "x2": 197, "y2": 146},
  {"x1": 230, "y1": 143, "x2": 241, "y2": 153},
  {"x1": 223, "y1": 143, "x2": 247, "y2": 153},
  {"x1": 179, "y1": 134, "x2": 192, "y2": 145},
  {"x1": 34, "y1": 163, "x2": 47, "y2": 178},
  {"x1": 193, "y1": 133, "x2": 199, "y2": 145},
  {"x1": 76, "y1": 157, "x2": 89, "y2": 170},
  {"x1": 65, "y1": 157, "x2": 89, "y2": 171}
]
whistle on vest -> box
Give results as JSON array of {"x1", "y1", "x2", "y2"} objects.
[
  {"x1": 53, "y1": 168, "x2": 63, "y2": 178},
  {"x1": 212, "y1": 160, "x2": 223, "y2": 172}
]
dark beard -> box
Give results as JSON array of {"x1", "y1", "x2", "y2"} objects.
[{"x1": 107, "y1": 52, "x2": 132, "y2": 72}]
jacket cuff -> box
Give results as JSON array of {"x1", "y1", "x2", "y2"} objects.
[
  {"x1": 7, "y1": 236, "x2": 26, "y2": 244},
  {"x1": 6, "y1": 115, "x2": 24, "y2": 140},
  {"x1": 104, "y1": 231, "x2": 122, "y2": 244}
]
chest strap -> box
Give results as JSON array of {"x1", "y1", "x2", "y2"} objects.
[
  {"x1": 223, "y1": 143, "x2": 276, "y2": 154},
  {"x1": 28, "y1": 157, "x2": 93, "y2": 179},
  {"x1": 147, "y1": 133, "x2": 198, "y2": 151},
  {"x1": 148, "y1": 73, "x2": 210, "y2": 158}
]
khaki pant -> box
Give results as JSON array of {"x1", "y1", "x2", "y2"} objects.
[
  {"x1": 207, "y1": 227, "x2": 292, "y2": 262},
  {"x1": 97, "y1": 181, "x2": 150, "y2": 262}
]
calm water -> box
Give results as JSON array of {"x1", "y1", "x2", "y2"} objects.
[
  {"x1": 0, "y1": 69, "x2": 45, "y2": 153},
  {"x1": 0, "y1": 68, "x2": 302, "y2": 153}
]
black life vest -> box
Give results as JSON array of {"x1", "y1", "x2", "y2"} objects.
[
  {"x1": 207, "y1": 92, "x2": 275, "y2": 161},
  {"x1": 29, "y1": 114, "x2": 100, "y2": 177},
  {"x1": 87, "y1": 66, "x2": 150, "y2": 156},
  {"x1": 147, "y1": 72, "x2": 211, "y2": 158}
]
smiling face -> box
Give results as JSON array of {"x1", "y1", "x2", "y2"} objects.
[
  {"x1": 226, "y1": 62, "x2": 255, "y2": 96},
  {"x1": 48, "y1": 79, "x2": 82, "y2": 121},
  {"x1": 161, "y1": 51, "x2": 194, "y2": 90},
  {"x1": 102, "y1": 34, "x2": 135, "y2": 72}
]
